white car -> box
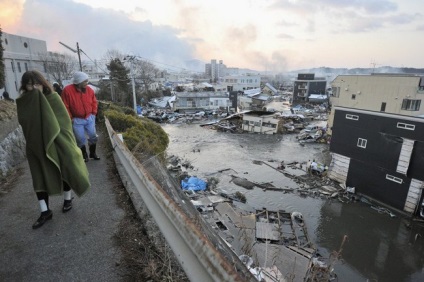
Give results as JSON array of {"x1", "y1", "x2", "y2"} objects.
[{"x1": 303, "y1": 125, "x2": 319, "y2": 133}]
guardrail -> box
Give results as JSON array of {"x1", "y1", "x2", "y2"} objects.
[{"x1": 105, "y1": 118, "x2": 253, "y2": 282}]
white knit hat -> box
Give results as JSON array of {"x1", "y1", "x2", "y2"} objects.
[{"x1": 72, "y1": 71, "x2": 89, "y2": 84}]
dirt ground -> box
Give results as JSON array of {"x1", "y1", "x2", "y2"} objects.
[{"x1": 97, "y1": 126, "x2": 189, "y2": 281}]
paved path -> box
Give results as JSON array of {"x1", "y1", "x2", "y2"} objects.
[{"x1": 0, "y1": 135, "x2": 125, "y2": 281}]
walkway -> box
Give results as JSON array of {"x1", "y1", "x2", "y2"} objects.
[{"x1": 0, "y1": 135, "x2": 125, "y2": 281}]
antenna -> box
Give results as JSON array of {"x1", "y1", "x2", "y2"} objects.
[{"x1": 370, "y1": 60, "x2": 380, "y2": 73}]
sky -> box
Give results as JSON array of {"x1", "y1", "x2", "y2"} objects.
[{"x1": 1, "y1": 0, "x2": 424, "y2": 72}]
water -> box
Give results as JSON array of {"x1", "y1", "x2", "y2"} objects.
[{"x1": 162, "y1": 123, "x2": 424, "y2": 281}]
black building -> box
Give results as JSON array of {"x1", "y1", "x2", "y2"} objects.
[
  {"x1": 329, "y1": 107, "x2": 424, "y2": 216},
  {"x1": 293, "y1": 73, "x2": 327, "y2": 103}
]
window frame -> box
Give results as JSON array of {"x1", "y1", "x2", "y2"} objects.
[
  {"x1": 401, "y1": 99, "x2": 421, "y2": 111},
  {"x1": 397, "y1": 122, "x2": 415, "y2": 131},
  {"x1": 346, "y1": 114, "x2": 359, "y2": 120},
  {"x1": 386, "y1": 174, "x2": 403, "y2": 184},
  {"x1": 357, "y1": 138, "x2": 367, "y2": 148}
]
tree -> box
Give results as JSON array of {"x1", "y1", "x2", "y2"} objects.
[
  {"x1": 0, "y1": 27, "x2": 5, "y2": 89},
  {"x1": 133, "y1": 59, "x2": 160, "y2": 93},
  {"x1": 132, "y1": 59, "x2": 162, "y2": 104},
  {"x1": 107, "y1": 58, "x2": 130, "y2": 106},
  {"x1": 39, "y1": 51, "x2": 78, "y2": 84}
]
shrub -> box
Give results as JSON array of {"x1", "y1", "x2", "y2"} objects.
[{"x1": 104, "y1": 104, "x2": 169, "y2": 160}]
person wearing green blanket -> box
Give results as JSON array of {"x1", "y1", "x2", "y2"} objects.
[{"x1": 17, "y1": 70, "x2": 91, "y2": 229}]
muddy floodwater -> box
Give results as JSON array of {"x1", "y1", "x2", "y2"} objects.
[{"x1": 162, "y1": 123, "x2": 424, "y2": 282}]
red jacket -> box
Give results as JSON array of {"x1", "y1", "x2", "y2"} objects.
[{"x1": 61, "y1": 84, "x2": 98, "y2": 119}]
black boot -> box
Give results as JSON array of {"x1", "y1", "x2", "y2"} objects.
[
  {"x1": 80, "y1": 146, "x2": 89, "y2": 162},
  {"x1": 89, "y1": 144, "x2": 100, "y2": 160},
  {"x1": 63, "y1": 199, "x2": 73, "y2": 213},
  {"x1": 32, "y1": 210, "x2": 53, "y2": 229}
]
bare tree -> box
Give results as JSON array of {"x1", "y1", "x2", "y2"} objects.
[
  {"x1": 102, "y1": 49, "x2": 126, "y2": 63},
  {"x1": 133, "y1": 59, "x2": 161, "y2": 92},
  {"x1": 39, "y1": 52, "x2": 78, "y2": 85}
]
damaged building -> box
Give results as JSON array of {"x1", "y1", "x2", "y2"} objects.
[{"x1": 328, "y1": 74, "x2": 424, "y2": 218}]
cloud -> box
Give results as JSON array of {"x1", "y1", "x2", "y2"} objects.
[
  {"x1": 2, "y1": 0, "x2": 424, "y2": 71},
  {"x1": 268, "y1": 0, "x2": 420, "y2": 34},
  {"x1": 10, "y1": 0, "x2": 196, "y2": 70},
  {"x1": 277, "y1": 33, "x2": 295, "y2": 39}
]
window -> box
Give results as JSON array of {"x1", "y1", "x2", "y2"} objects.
[
  {"x1": 346, "y1": 114, "x2": 359, "y2": 120},
  {"x1": 11, "y1": 61, "x2": 15, "y2": 72},
  {"x1": 380, "y1": 102, "x2": 386, "y2": 112},
  {"x1": 357, "y1": 138, "x2": 367, "y2": 148},
  {"x1": 351, "y1": 94, "x2": 356, "y2": 100},
  {"x1": 332, "y1": 87, "x2": 340, "y2": 97},
  {"x1": 386, "y1": 174, "x2": 403, "y2": 184},
  {"x1": 401, "y1": 99, "x2": 421, "y2": 111},
  {"x1": 397, "y1": 122, "x2": 415, "y2": 130},
  {"x1": 24, "y1": 63, "x2": 28, "y2": 71},
  {"x1": 17, "y1": 62, "x2": 21, "y2": 72}
]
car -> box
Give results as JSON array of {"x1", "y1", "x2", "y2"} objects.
[{"x1": 303, "y1": 124, "x2": 319, "y2": 133}]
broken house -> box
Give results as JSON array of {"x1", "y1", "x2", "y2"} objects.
[
  {"x1": 262, "y1": 82, "x2": 279, "y2": 96},
  {"x1": 172, "y1": 92, "x2": 230, "y2": 113},
  {"x1": 242, "y1": 111, "x2": 281, "y2": 134},
  {"x1": 328, "y1": 74, "x2": 424, "y2": 217},
  {"x1": 238, "y1": 89, "x2": 273, "y2": 111}
]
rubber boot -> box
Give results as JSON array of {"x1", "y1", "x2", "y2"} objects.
[
  {"x1": 89, "y1": 144, "x2": 100, "y2": 160},
  {"x1": 80, "y1": 146, "x2": 89, "y2": 162}
]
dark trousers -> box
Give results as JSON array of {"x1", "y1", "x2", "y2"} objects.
[{"x1": 36, "y1": 182, "x2": 71, "y2": 208}]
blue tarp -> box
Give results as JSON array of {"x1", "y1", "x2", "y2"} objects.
[{"x1": 181, "y1": 176, "x2": 207, "y2": 191}]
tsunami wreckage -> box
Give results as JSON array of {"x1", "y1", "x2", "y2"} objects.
[{"x1": 180, "y1": 176, "x2": 338, "y2": 281}]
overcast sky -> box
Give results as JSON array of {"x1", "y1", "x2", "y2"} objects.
[{"x1": 1, "y1": 0, "x2": 423, "y2": 72}]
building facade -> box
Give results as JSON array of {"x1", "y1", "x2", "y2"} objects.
[
  {"x1": 328, "y1": 74, "x2": 424, "y2": 217},
  {"x1": 173, "y1": 92, "x2": 230, "y2": 112},
  {"x1": 293, "y1": 73, "x2": 327, "y2": 103},
  {"x1": 328, "y1": 74, "x2": 424, "y2": 132},
  {"x1": 242, "y1": 111, "x2": 281, "y2": 134},
  {"x1": 221, "y1": 74, "x2": 261, "y2": 92},
  {"x1": 205, "y1": 59, "x2": 227, "y2": 82},
  {"x1": 1, "y1": 32, "x2": 50, "y2": 100}
]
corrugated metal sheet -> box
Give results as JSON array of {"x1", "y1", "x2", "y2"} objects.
[
  {"x1": 328, "y1": 153, "x2": 350, "y2": 184},
  {"x1": 404, "y1": 179, "x2": 424, "y2": 213},
  {"x1": 396, "y1": 138, "x2": 414, "y2": 175}
]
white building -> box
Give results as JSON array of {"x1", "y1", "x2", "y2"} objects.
[
  {"x1": 1, "y1": 32, "x2": 51, "y2": 100},
  {"x1": 242, "y1": 111, "x2": 281, "y2": 134},
  {"x1": 173, "y1": 92, "x2": 230, "y2": 112},
  {"x1": 221, "y1": 74, "x2": 261, "y2": 92},
  {"x1": 205, "y1": 59, "x2": 227, "y2": 82}
]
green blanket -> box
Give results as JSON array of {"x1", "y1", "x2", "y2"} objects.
[{"x1": 16, "y1": 90, "x2": 90, "y2": 197}]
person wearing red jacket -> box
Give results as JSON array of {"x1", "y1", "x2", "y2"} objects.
[{"x1": 61, "y1": 71, "x2": 100, "y2": 162}]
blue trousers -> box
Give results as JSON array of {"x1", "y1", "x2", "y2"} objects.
[{"x1": 72, "y1": 114, "x2": 98, "y2": 147}]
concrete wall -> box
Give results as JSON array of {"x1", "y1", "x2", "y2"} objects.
[{"x1": 0, "y1": 102, "x2": 26, "y2": 178}]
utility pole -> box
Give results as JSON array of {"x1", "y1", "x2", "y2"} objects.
[
  {"x1": 76, "y1": 42, "x2": 82, "y2": 71},
  {"x1": 59, "y1": 41, "x2": 82, "y2": 71}
]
